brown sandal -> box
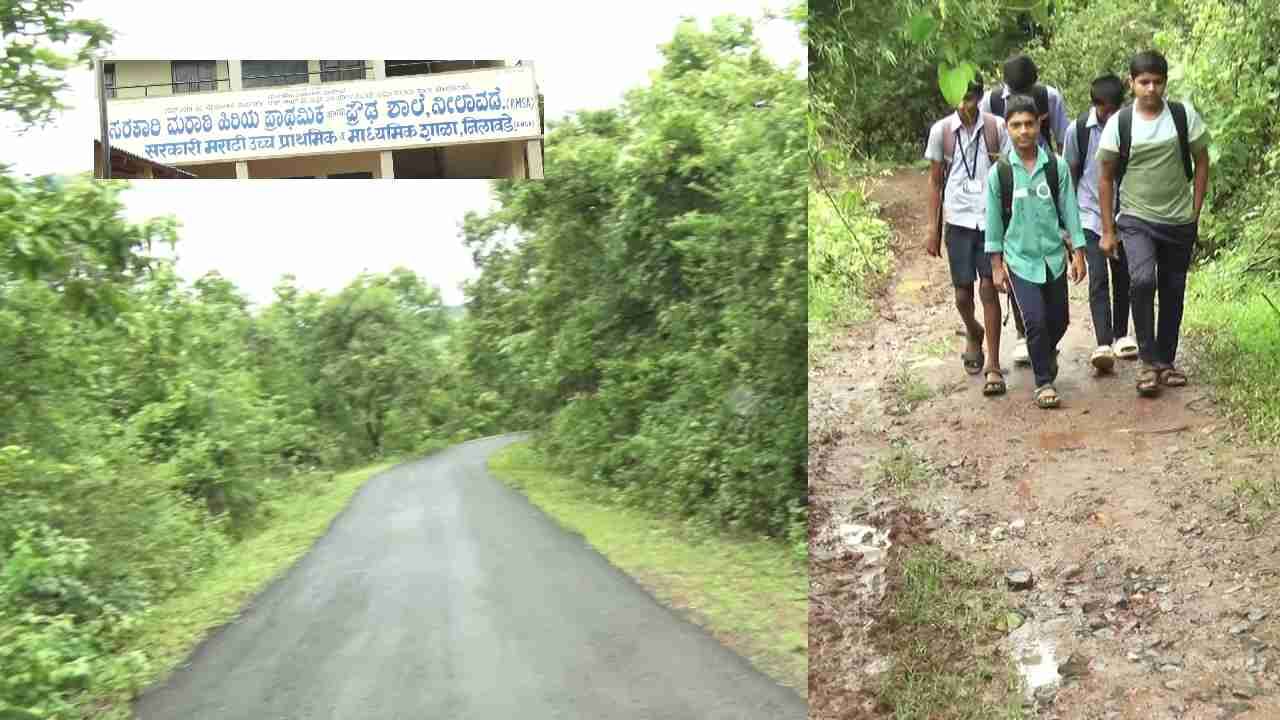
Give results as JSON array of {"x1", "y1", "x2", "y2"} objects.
[
  {"x1": 983, "y1": 368, "x2": 1006, "y2": 396},
  {"x1": 1157, "y1": 367, "x2": 1187, "y2": 387},
  {"x1": 1136, "y1": 367, "x2": 1161, "y2": 397}
]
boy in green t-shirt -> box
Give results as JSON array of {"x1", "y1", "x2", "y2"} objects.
[
  {"x1": 985, "y1": 95, "x2": 1088, "y2": 409},
  {"x1": 1097, "y1": 50, "x2": 1211, "y2": 397}
]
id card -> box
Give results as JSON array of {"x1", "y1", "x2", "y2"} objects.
[{"x1": 1012, "y1": 187, "x2": 1029, "y2": 199}]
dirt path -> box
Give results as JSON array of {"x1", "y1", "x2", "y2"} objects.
[{"x1": 810, "y1": 168, "x2": 1280, "y2": 720}]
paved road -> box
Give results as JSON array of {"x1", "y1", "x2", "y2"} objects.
[{"x1": 133, "y1": 435, "x2": 806, "y2": 719}]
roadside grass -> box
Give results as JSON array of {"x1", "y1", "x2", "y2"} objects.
[
  {"x1": 889, "y1": 365, "x2": 935, "y2": 411},
  {"x1": 872, "y1": 544, "x2": 1026, "y2": 720},
  {"x1": 85, "y1": 459, "x2": 401, "y2": 719},
  {"x1": 873, "y1": 444, "x2": 935, "y2": 493},
  {"x1": 1184, "y1": 257, "x2": 1280, "y2": 527},
  {"x1": 808, "y1": 183, "x2": 892, "y2": 358},
  {"x1": 488, "y1": 440, "x2": 807, "y2": 695}
]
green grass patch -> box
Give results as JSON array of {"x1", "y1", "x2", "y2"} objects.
[
  {"x1": 873, "y1": 544, "x2": 1025, "y2": 720},
  {"x1": 488, "y1": 441, "x2": 807, "y2": 694},
  {"x1": 1183, "y1": 257, "x2": 1280, "y2": 441},
  {"x1": 84, "y1": 459, "x2": 400, "y2": 720},
  {"x1": 808, "y1": 183, "x2": 892, "y2": 355},
  {"x1": 888, "y1": 366, "x2": 935, "y2": 411},
  {"x1": 873, "y1": 445, "x2": 935, "y2": 492}
]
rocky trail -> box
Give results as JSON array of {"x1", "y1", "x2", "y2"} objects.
[{"x1": 809, "y1": 168, "x2": 1280, "y2": 720}]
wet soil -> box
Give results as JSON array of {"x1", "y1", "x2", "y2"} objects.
[{"x1": 809, "y1": 167, "x2": 1280, "y2": 720}]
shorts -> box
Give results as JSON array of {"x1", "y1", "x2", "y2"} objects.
[{"x1": 944, "y1": 223, "x2": 992, "y2": 288}]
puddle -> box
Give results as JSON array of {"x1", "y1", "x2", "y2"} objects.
[{"x1": 1007, "y1": 619, "x2": 1063, "y2": 700}]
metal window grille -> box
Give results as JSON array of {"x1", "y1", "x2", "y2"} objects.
[
  {"x1": 172, "y1": 61, "x2": 217, "y2": 93},
  {"x1": 242, "y1": 60, "x2": 309, "y2": 88},
  {"x1": 321, "y1": 60, "x2": 365, "y2": 82}
]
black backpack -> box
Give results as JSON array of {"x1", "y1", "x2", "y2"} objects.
[
  {"x1": 1115, "y1": 101, "x2": 1194, "y2": 198},
  {"x1": 990, "y1": 83, "x2": 1054, "y2": 153},
  {"x1": 1071, "y1": 110, "x2": 1093, "y2": 189},
  {"x1": 996, "y1": 153, "x2": 1063, "y2": 234}
]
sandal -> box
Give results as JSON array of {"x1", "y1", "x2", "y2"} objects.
[
  {"x1": 1035, "y1": 384, "x2": 1060, "y2": 409},
  {"x1": 1114, "y1": 335, "x2": 1139, "y2": 359},
  {"x1": 983, "y1": 368, "x2": 1007, "y2": 396},
  {"x1": 1136, "y1": 367, "x2": 1161, "y2": 397},
  {"x1": 1158, "y1": 367, "x2": 1188, "y2": 387},
  {"x1": 962, "y1": 349, "x2": 984, "y2": 375},
  {"x1": 961, "y1": 327, "x2": 985, "y2": 375}
]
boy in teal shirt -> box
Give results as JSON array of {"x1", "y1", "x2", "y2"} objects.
[{"x1": 985, "y1": 95, "x2": 1088, "y2": 409}]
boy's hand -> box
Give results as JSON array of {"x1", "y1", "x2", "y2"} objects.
[
  {"x1": 926, "y1": 225, "x2": 942, "y2": 258},
  {"x1": 991, "y1": 262, "x2": 1009, "y2": 293},
  {"x1": 1099, "y1": 230, "x2": 1120, "y2": 260},
  {"x1": 1069, "y1": 250, "x2": 1086, "y2": 285}
]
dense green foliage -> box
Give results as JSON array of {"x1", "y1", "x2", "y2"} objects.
[
  {"x1": 809, "y1": 0, "x2": 1036, "y2": 162},
  {"x1": 808, "y1": 183, "x2": 891, "y2": 347},
  {"x1": 457, "y1": 16, "x2": 806, "y2": 542},
  {"x1": 1, "y1": 13, "x2": 807, "y2": 717},
  {"x1": 0, "y1": 178, "x2": 463, "y2": 718}
]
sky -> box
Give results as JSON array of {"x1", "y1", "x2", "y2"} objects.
[{"x1": 0, "y1": 0, "x2": 804, "y2": 309}]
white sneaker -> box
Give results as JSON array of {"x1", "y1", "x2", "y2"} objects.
[
  {"x1": 1013, "y1": 339, "x2": 1030, "y2": 366},
  {"x1": 1114, "y1": 335, "x2": 1139, "y2": 359},
  {"x1": 1090, "y1": 345, "x2": 1116, "y2": 373}
]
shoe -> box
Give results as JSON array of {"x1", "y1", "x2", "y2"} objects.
[
  {"x1": 1090, "y1": 345, "x2": 1116, "y2": 373},
  {"x1": 1114, "y1": 335, "x2": 1139, "y2": 359},
  {"x1": 1013, "y1": 339, "x2": 1030, "y2": 366}
]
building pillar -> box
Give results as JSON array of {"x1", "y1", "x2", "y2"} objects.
[
  {"x1": 236, "y1": 162, "x2": 249, "y2": 179},
  {"x1": 228, "y1": 59, "x2": 243, "y2": 91},
  {"x1": 379, "y1": 151, "x2": 394, "y2": 178},
  {"x1": 374, "y1": 60, "x2": 386, "y2": 80},
  {"x1": 308, "y1": 60, "x2": 322, "y2": 85}
]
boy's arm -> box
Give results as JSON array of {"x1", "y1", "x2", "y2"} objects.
[
  {"x1": 1192, "y1": 145, "x2": 1210, "y2": 224},
  {"x1": 1058, "y1": 158, "x2": 1086, "y2": 250},
  {"x1": 1050, "y1": 89, "x2": 1070, "y2": 150},
  {"x1": 985, "y1": 165, "x2": 1009, "y2": 290}
]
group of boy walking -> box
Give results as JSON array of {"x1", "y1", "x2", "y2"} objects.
[{"x1": 925, "y1": 50, "x2": 1212, "y2": 409}]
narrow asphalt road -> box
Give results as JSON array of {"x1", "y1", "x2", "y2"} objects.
[{"x1": 133, "y1": 434, "x2": 805, "y2": 720}]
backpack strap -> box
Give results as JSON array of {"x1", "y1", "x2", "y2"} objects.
[
  {"x1": 1116, "y1": 105, "x2": 1133, "y2": 211},
  {"x1": 981, "y1": 112, "x2": 1001, "y2": 163},
  {"x1": 998, "y1": 155, "x2": 1014, "y2": 234},
  {"x1": 1072, "y1": 109, "x2": 1091, "y2": 189},
  {"x1": 1168, "y1": 101, "x2": 1194, "y2": 181},
  {"x1": 990, "y1": 85, "x2": 1005, "y2": 119},
  {"x1": 1045, "y1": 154, "x2": 1063, "y2": 229}
]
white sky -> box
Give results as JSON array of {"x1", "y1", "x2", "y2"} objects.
[{"x1": 0, "y1": 0, "x2": 803, "y2": 309}]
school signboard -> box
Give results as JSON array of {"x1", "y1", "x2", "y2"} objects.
[{"x1": 103, "y1": 66, "x2": 541, "y2": 165}]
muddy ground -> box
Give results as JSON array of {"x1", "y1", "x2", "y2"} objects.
[{"x1": 809, "y1": 168, "x2": 1280, "y2": 720}]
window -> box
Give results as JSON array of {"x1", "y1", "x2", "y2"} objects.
[
  {"x1": 384, "y1": 60, "x2": 504, "y2": 77},
  {"x1": 321, "y1": 60, "x2": 365, "y2": 82},
  {"x1": 104, "y1": 63, "x2": 116, "y2": 99},
  {"x1": 242, "y1": 60, "x2": 309, "y2": 88},
  {"x1": 172, "y1": 61, "x2": 217, "y2": 94}
]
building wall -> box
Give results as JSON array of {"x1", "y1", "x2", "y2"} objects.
[
  {"x1": 185, "y1": 162, "x2": 238, "y2": 179},
  {"x1": 244, "y1": 151, "x2": 382, "y2": 179},
  {"x1": 111, "y1": 61, "x2": 231, "y2": 100}
]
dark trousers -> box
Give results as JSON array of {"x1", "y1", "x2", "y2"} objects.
[
  {"x1": 1118, "y1": 215, "x2": 1196, "y2": 366},
  {"x1": 1009, "y1": 264, "x2": 1070, "y2": 387},
  {"x1": 1083, "y1": 229, "x2": 1131, "y2": 346}
]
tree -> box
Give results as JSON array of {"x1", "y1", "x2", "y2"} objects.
[{"x1": 0, "y1": 0, "x2": 113, "y2": 128}]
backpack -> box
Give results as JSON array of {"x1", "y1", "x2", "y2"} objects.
[
  {"x1": 1071, "y1": 109, "x2": 1093, "y2": 189},
  {"x1": 1115, "y1": 101, "x2": 1194, "y2": 201},
  {"x1": 937, "y1": 112, "x2": 1002, "y2": 226},
  {"x1": 996, "y1": 153, "x2": 1063, "y2": 234},
  {"x1": 990, "y1": 83, "x2": 1054, "y2": 153}
]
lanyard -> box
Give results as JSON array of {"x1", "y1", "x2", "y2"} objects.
[{"x1": 954, "y1": 122, "x2": 984, "y2": 181}]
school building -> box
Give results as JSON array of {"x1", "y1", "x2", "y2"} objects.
[{"x1": 98, "y1": 60, "x2": 545, "y2": 179}]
